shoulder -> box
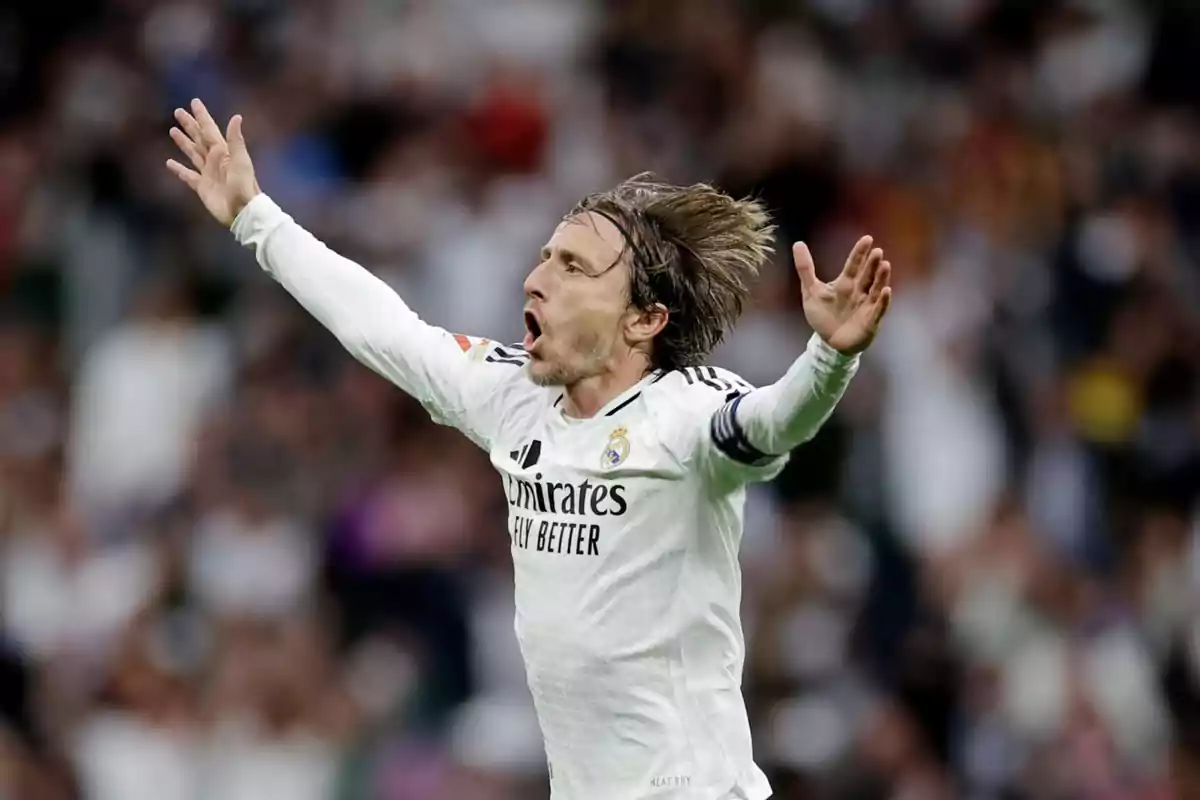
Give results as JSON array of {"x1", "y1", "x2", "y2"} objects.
[
  {"x1": 452, "y1": 335, "x2": 553, "y2": 410},
  {"x1": 651, "y1": 364, "x2": 789, "y2": 481},
  {"x1": 642, "y1": 366, "x2": 755, "y2": 462},
  {"x1": 453, "y1": 334, "x2": 530, "y2": 368},
  {"x1": 452, "y1": 336, "x2": 538, "y2": 390},
  {"x1": 647, "y1": 366, "x2": 755, "y2": 414}
]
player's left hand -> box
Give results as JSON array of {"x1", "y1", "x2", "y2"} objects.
[{"x1": 793, "y1": 236, "x2": 892, "y2": 355}]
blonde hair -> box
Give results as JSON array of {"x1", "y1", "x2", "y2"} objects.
[{"x1": 569, "y1": 173, "x2": 775, "y2": 371}]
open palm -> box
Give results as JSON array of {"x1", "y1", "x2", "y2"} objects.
[
  {"x1": 793, "y1": 236, "x2": 892, "y2": 355},
  {"x1": 166, "y1": 98, "x2": 260, "y2": 227}
]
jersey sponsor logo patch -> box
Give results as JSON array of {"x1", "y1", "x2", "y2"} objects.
[
  {"x1": 453, "y1": 333, "x2": 495, "y2": 362},
  {"x1": 600, "y1": 426, "x2": 630, "y2": 470},
  {"x1": 510, "y1": 439, "x2": 542, "y2": 469}
]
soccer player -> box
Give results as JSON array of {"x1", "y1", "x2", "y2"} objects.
[{"x1": 167, "y1": 98, "x2": 891, "y2": 799}]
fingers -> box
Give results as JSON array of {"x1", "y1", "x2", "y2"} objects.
[
  {"x1": 856, "y1": 247, "x2": 884, "y2": 294},
  {"x1": 173, "y1": 103, "x2": 248, "y2": 169},
  {"x1": 868, "y1": 260, "x2": 891, "y2": 303},
  {"x1": 871, "y1": 287, "x2": 893, "y2": 327},
  {"x1": 166, "y1": 159, "x2": 201, "y2": 190},
  {"x1": 792, "y1": 242, "x2": 819, "y2": 297},
  {"x1": 191, "y1": 98, "x2": 226, "y2": 148},
  {"x1": 843, "y1": 235, "x2": 873, "y2": 279},
  {"x1": 173, "y1": 107, "x2": 206, "y2": 149},
  {"x1": 226, "y1": 114, "x2": 247, "y2": 156},
  {"x1": 866, "y1": 259, "x2": 892, "y2": 331},
  {"x1": 169, "y1": 127, "x2": 205, "y2": 170}
]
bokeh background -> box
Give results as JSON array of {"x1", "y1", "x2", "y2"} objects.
[{"x1": 0, "y1": 0, "x2": 1198, "y2": 797}]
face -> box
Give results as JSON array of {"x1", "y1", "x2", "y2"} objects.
[{"x1": 521, "y1": 212, "x2": 645, "y2": 386}]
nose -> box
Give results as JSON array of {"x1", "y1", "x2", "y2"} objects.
[{"x1": 523, "y1": 261, "x2": 547, "y2": 301}]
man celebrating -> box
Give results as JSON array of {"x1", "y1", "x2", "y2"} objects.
[{"x1": 168, "y1": 98, "x2": 891, "y2": 799}]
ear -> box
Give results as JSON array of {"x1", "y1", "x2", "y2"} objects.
[{"x1": 625, "y1": 303, "x2": 669, "y2": 346}]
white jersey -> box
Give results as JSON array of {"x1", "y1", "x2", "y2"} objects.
[
  {"x1": 447, "y1": 335, "x2": 781, "y2": 799},
  {"x1": 233, "y1": 194, "x2": 856, "y2": 800}
]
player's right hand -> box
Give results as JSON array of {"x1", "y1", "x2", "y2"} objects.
[{"x1": 166, "y1": 98, "x2": 261, "y2": 228}]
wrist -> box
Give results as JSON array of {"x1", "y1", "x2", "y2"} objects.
[
  {"x1": 229, "y1": 193, "x2": 285, "y2": 246},
  {"x1": 229, "y1": 189, "x2": 265, "y2": 231},
  {"x1": 809, "y1": 332, "x2": 860, "y2": 367}
]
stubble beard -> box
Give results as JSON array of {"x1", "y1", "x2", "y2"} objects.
[
  {"x1": 528, "y1": 360, "x2": 575, "y2": 387},
  {"x1": 528, "y1": 352, "x2": 597, "y2": 387},
  {"x1": 528, "y1": 331, "x2": 607, "y2": 388}
]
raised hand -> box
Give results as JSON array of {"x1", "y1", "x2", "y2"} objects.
[
  {"x1": 166, "y1": 98, "x2": 261, "y2": 227},
  {"x1": 792, "y1": 236, "x2": 892, "y2": 355}
]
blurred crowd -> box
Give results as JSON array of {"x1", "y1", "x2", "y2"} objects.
[{"x1": 0, "y1": 0, "x2": 1198, "y2": 797}]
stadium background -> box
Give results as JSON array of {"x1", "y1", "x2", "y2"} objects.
[{"x1": 1, "y1": 0, "x2": 1199, "y2": 797}]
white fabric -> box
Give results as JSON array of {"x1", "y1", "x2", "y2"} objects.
[{"x1": 232, "y1": 194, "x2": 858, "y2": 799}]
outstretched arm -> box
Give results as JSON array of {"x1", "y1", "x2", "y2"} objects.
[
  {"x1": 166, "y1": 99, "x2": 521, "y2": 449},
  {"x1": 707, "y1": 236, "x2": 890, "y2": 480},
  {"x1": 711, "y1": 334, "x2": 859, "y2": 466}
]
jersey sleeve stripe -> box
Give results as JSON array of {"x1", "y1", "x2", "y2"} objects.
[
  {"x1": 682, "y1": 366, "x2": 727, "y2": 392},
  {"x1": 707, "y1": 367, "x2": 735, "y2": 391},
  {"x1": 710, "y1": 394, "x2": 776, "y2": 466},
  {"x1": 485, "y1": 355, "x2": 528, "y2": 366},
  {"x1": 492, "y1": 346, "x2": 529, "y2": 360},
  {"x1": 698, "y1": 372, "x2": 725, "y2": 391}
]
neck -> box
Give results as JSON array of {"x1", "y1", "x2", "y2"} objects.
[{"x1": 562, "y1": 355, "x2": 652, "y2": 419}]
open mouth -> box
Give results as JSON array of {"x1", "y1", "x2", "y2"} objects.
[{"x1": 523, "y1": 310, "x2": 543, "y2": 350}]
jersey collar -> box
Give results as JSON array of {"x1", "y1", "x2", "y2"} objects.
[{"x1": 557, "y1": 369, "x2": 664, "y2": 421}]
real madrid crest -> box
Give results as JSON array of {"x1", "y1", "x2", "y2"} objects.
[{"x1": 600, "y1": 426, "x2": 630, "y2": 470}]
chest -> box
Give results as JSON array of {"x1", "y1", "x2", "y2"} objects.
[
  {"x1": 488, "y1": 412, "x2": 688, "y2": 561},
  {"x1": 490, "y1": 409, "x2": 680, "y2": 481}
]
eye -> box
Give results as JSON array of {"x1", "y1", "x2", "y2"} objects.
[{"x1": 563, "y1": 260, "x2": 583, "y2": 274}]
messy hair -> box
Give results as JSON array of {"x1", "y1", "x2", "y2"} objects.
[{"x1": 568, "y1": 173, "x2": 775, "y2": 373}]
